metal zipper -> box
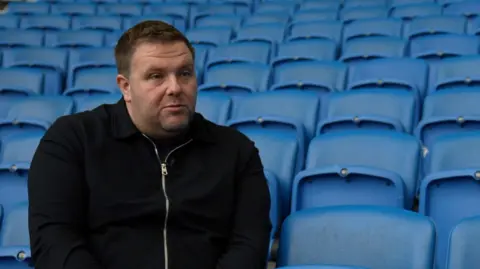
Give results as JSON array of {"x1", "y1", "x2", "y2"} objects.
[{"x1": 142, "y1": 134, "x2": 193, "y2": 269}]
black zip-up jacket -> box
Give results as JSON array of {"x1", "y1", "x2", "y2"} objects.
[{"x1": 28, "y1": 99, "x2": 272, "y2": 269}]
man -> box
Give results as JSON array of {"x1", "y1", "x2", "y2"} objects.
[{"x1": 28, "y1": 20, "x2": 271, "y2": 269}]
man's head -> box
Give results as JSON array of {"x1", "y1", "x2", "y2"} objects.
[{"x1": 115, "y1": 20, "x2": 197, "y2": 138}]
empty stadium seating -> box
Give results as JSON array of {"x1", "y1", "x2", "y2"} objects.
[{"x1": 3, "y1": 0, "x2": 480, "y2": 267}]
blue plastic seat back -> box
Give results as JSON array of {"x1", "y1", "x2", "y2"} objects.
[
  {"x1": 340, "y1": 36, "x2": 407, "y2": 64},
  {"x1": 342, "y1": 18, "x2": 403, "y2": 47},
  {"x1": 200, "y1": 62, "x2": 270, "y2": 95},
  {"x1": 278, "y1": 206, "x2": 435, "y2": 269},
  {"x1": 271, "y1": 61, "x2": 347, "y2": 95},
  {"x1": 447, "y1": 216, "x2": 480, "y2": 269},
  {"x1": 3, "y1": 48, "x2": 68, "y2": 95},
  {"x1": 344, "y1": 0, "x2": 387, "y2": 9},
  {"x1": 1, "y1": 204, "x2": 29, "y2": 247},
  {"x1": 0, "y1": 98, "x2": 24, "y2": 119},
  {"x1": 0, "y1": 69, "x2": 44, "y2": 96},
  {"x1": 142, "y1": 4, "x2": 188, "y2": 31},
  {"x1": 291, "y1": 9, "x2": 339, "y2": 24},
  {"x1": 7, "y1": 3, "x2": 50, "y2": 15},
  {"x1": 243, "y1": 13, "x2": 289, "y2": 27},
  {"x1": 97, "y1": 4, "x2": 143, "y2": 16},
  {"x1": 72, "y1": 16, "x2": 123, "y2": 32},
  {"x1": 235, "y1": 24, "x2": 286, "y2": 45},
  {"x1": 241, "y1": 130, "x2": 299, "y2": 220},
  {"x1": 68, "y1": 48, "x2": 116, "y2": 87},
  {"x1": 45, "y1": 30, "x2": 104, "y2": 48},
  {"x1": 74, "y1": 94, "x2": 121, "y2": 113},
  {"x1": 0, "y1": 16, "x2": 19, "y2": 30},
  {"x1": 191, "y1": 44, "x2": 208, "y2": 83},
  {"x1": 439, "y1": 0, "x2": 470, "y2": 7},
  {"x1": 321, "y1": 89, "x2": 417, "y2": 134},
  {"x1": 0, "y1": 96, "x2": 73, "y2": 137},
  {"x1": 67, "y1": 67, "x2": 119, "y2": 97},
  {"x1": 124, "y1": 15, "x2": 177, "y2": 31},
  {"x1": 299, "y1": 0, "x2": 341, "y2": 11},
  {"x1": 347, "y1": 58, "x2": 428, "y2": 98},
  {"x1": 340, "y1": 6, "x2": 388, "y2": 24},
  {"x1": 255, "y1": 1, "x2": 296, "y2": 14},
  {"x1": 445, "y1": 2, "x2": 480, "y2": 31},
  {"x1": 419, "y1": 132, "x2": 480, "y2": 269},
  {"x1": 20, "y1": 15, "x2": 71, "y2": 31},
  {"x1": 390, "y1": 0, "x2": 434, "y2": 8},
  {"x1": 428, "y1": 56, "x2": 480, "y2": 94},
  {"x1": 196, "y1": 92, "x2": 231, "y2": 125},
  {"x1": 0, "y1": 30, "x2": 44, "y2": 48},
  {"x1": 194, "y1": 14, "x2": 242, "y2": 30},
  {"x1": 404, "y1": 15, "x2": 466, "y2": 39},
  {"x1": 288, "y1": 20, "x2": 342, "y2": 45},
  {"x1": 277, "y1": 266, "x2": 369, "y2": 269},
  {"x1": 305, "y1": 131, "x2": 421, "y2": 210},
  {"x1": 105, "y1": 31, "x2": 122, "y2": 47},
  {"x1": 409, "y1": 34, "x2": 479, "y2": 62},
  {"x1": 466, "y1": 16, "x2": 480, "y2": 35},
  {"x1": 207, "y1": 42, "x2": 271, "y2": 68},
  {"x1": 50, "y1": 3, "x2": 97, "y2": 16},
  {"x1": 390, "y1": 3, "x2": 442, "y2": 20},
  {"x1": 0, "y1": 132, "x2": 43, "y2": 165},
  {"x1": 186, "y1": 26, "x2": 232, "y2": 50},
  {"x1": 274, "y1": 39, "x2": 337, "y2": 63}
]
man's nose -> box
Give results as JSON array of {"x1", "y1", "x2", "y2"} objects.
[{"x1": 165, "y1": 73, "x2": 182, "y2": 95}]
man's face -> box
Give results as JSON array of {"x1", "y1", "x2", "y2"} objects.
[{"x1": 119, "y1": 41, "x2": 197, "y2": 136}]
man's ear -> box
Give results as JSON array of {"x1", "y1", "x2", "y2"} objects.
[{"x1": 117, "y1": 74, "x2": 131, "y2": 102}]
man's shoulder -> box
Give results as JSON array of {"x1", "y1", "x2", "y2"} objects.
[{"x1": 199, "y1": 115, "x2": 254, "y2": 148}]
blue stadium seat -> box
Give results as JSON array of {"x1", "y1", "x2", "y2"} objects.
[
  {"x1": 342, "y1": 18, "x2": 403, "y2": 47},
  {"x1": 272, "y1": 39, "x2": 337, "y2": 65},
  {"x1": 45, "y1": 30, "x2": 104, "y2": 48},
  {"x1": 124, "y1": 15, "x2": 177, "y2": 30},
  {"x1": 199, "y1": 62, "x2": 270, "y2": 95},
  {"x1": 265, "y1": 170, "x2": 280, "y2": 254},
  {"x1": 191, "y1": 44, "x2": 208, "y2": 83},
  {"x1": 291, "y1": 9, "x2": 339, "y2": 23},
  {"x1": 97, "y1": 4, "x2": 143, "y2": 16},
  {"x1": 278, "y1": 206, "x2": 435, "y2": 269},
  {"x1": 467, "y1": 16, "x2": 480, "y2": 35},
  {"x1": 446, "y1": 216, "x2": 480, "y2": 269},
  {"x1": 194, "y1": 14, "x2": 242, "y2": 30},
  {"x1": 346, "y1": 58, "x2": 428, "y2": 99},
  {"x1": 319, "y1": 89, "x2": 417, "y2": 134},
  {"x1": 0, "y1": 68, "x2": 44, "y2": 96},
  {"x1": 196, "y1": 92, "x2": 231, "y2": 125},
  {"x1": 403, "y1": 15, "x2": 466, "y2": 39},
  {"x1": 419, "y1": 132, "x2": 480, "y2": 269},
  {"x1": 243, "y1": 13, "x2": 289, "y2": 27},
  {"x1": 142, "y1": 4, "x2": 189, "y2": 31},
  {"x1": 209, "y1": 0, "x2": 251, "y2": 15},
  {"x1": 67, "y1": 48, "x2": 116, "y2": 88},
  {"x1": 74, "y1": 93, "x2": 121, "y2": 113},
  {"x1": 277, "y1": 266, "x2": 368, "y2": 269},
  {"x1": 76, "y1": 0, "x2": 118, "y2": 4},
  {"x1": 228, "y1": 91, "x2": 320, "y2": 217},
  {"x1": 234, "y1": 24, "x2": 286, "y2": 46},
  {"x1": 409, "y1": 34, "x2": 478, "y2": 61},
  {"x1": 415, "y1": 89, "x2": 480, "y2": 167},
  {"x1": 390, "y1": 0, "x2": 434, "y2": 7},
  {"x1": 292, "y1": 131, "x2": 420, "y2": 211},
  {"x1": 271, "y1": 61, "x2": 347, "y2": 97},
  {"x1": 288, "y1": 20, "x2": 342, "y2": 46},
  {"x1": 20, "y1": 15, "x2": 71, "y2": 31},
  {"x1": 340, "y1": 36, "x2": 407, "y2": 64},
  {"x1": 0, "y1": 16, "x2": 20, "y2": 30},
  {"x1": 0, "y1": 96, "x2": 73, "y2": 137},
  {"x1": 105, "y1": 31, "x2": 122, "y2": 47},
  {"x1": 444, "y1": 1, "x2": 480, "y2": 20},
  {"x1": 344, "y1": 0, "x2": 387, "y2": 9},
  {"x1": 255, "y1": 1, "x2": 296, "y2": 15},
  {"x1": 438, "y1": 0, "x2": 467, "y2": 7},
  {"x1": 207, "y1": 42, "x2": 271, "y2": 69},
  {"x1": 72, "y1": 16, "x2": 123, "y2": 32},
  {"x1": 299, "y1": 0, "x2": 340, "y2": 11},
  {"x1": 50, "y1": 3, "x2": 97, "y2": 16},
  {"x1": 64, "y1": 67, "x2": 119, "y2": 97},
  {"x1": 186, "y1": 26, "x2": 232, "y2": 50},
  {"x1": 6, "y1": 3, "x2": 50, "y2": 15},
  {"x1": 427, "y1": 56, "x2": 480, "y2": 94},
  {"x1": 0, "y1": 97, "x2": 23, "y2": 119},
  {"x1": 190, "y1": 3, "x2": 236, "y2": 27},
  {"x1": 0, "y1": 30, "x2": 44, "y2": 48},
  {"x1": 3, "y1": 48, "x2": 69, "y2": 95},
  {"x1": 340, "y1": 6, "x2": 388, "y2": 24},
  {"x1": 390, "y1": 3, "x2": 442, "y2": 20},
  {"x1": 0, "y1": 204, "x2": 30, "y2": 268}
]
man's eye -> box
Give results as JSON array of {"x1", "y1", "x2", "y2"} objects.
[
  {"x1": 149, "y1": 73, "x2": 162, "y2": 79},
  {"x1": 180, "y1": 70, "x2": 193, "y2": 77}
]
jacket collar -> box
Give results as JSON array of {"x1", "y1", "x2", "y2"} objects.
[{"x1": 111, "y1": 98, "x2": 215, "y2": 144}]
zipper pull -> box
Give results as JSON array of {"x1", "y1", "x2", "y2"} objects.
[{"x1": 161, "y1": 163, "x2": 168, "y2": 176}]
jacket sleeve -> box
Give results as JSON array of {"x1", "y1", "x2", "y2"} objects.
[
  {"x1": 216, "y1": 141, "x2": 272, "y2": 269},
  {"x1": 28, "y1": 117, "x2": 104, "y2": 269}
]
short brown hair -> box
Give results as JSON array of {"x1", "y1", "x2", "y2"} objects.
[{"x1": 114, "y1": 20, "x2": 195, "y2": 77}]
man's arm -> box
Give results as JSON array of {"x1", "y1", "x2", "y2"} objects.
[
  {"x1": 216, "y1": 141, "x2": 272, "y2": 269},
  {"x1": 28, "y1": 117, "x2": 104, "y2": 269}
]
